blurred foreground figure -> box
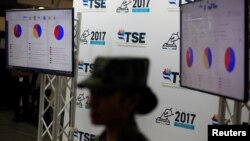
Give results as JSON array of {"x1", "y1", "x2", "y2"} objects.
[
  {"x1": 78, "y1": 57, "x2": 158, "y2": 141},
  {"x1": 11, "y1": 69, "x2": 32, "y2": 122}
]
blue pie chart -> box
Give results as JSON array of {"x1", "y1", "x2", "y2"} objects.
[{"x1": 54, "y1": 25, "x2": 64, "y2": 40}]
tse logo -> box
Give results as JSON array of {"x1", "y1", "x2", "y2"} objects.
[
  {"x1": 118, "y1": 30, "x2": 146, "y2": 44},
  {"x1": 78, "y1": 62, "x2": 95, "y2": 73},
  {"x1": 84, "y1": 0, "x2": 106, "y2": 8},
  {"x1": 125, "y1": 32, "x2": 146, "y2": 43}
]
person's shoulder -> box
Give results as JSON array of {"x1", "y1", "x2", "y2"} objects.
[
  {"x1": 133, "y1": 132, "x2": 149, "y2": 141},
  {"x1": 120, "y1": 127, "x2": 150, "y2": 141}
]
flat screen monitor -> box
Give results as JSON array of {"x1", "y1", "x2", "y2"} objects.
[
  {"x1": 180, "y1": 0, "x2": 249, "y2": 102},
  {"x1": 5, "y1": 8, "x2": 74, "y2": 77}
]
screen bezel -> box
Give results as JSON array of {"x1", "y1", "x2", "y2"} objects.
[
  {"x1": 179, "y1": 0, "x2": 249, "y2": 102},
  {"x1": 5, "y1": 8, "x2": 74, "y2": 77}
]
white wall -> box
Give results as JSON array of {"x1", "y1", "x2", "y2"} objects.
[{"x1": 64, "y1": 0, "x2": 249, "y2": 141}]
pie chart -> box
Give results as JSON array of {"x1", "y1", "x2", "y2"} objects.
[
  {"x1": 33, "y1": 24, "x2": 42, "y2": 38},
  {"x1": 186, "y1": 47, "x2": 194, "y2": 67},
  {"x1": 224, "y1": 47, "x2": 235, "y2": 72},
  {"x1": 203, "y1": 47, "x2": 212, "y2": 69},
  {"x1": 54, "y1": 25, "x2": 64, "y2": 40},
  {"x1": 14, "y1": 24, "x2": 22, "y2": 38}
]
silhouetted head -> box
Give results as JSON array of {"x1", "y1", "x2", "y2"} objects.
[{"x1": 78, "y1": 56, "x2": 157, "y2": 115}]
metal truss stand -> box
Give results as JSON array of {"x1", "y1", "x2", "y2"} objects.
[
  {"x1": 218, "y1": 97, "x2": 250, "y2": 125},
  {"x1": 37, "y1": 12, "x2": 82, "y2": 141}
]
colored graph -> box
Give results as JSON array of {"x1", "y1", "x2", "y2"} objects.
[
  {"x1": 186, "y1": 47, "x2": 193, "y2": 67},
  {"x1": 33, "y1": 24, "x2": 42, "y2": 38},
  {"x1": 203, "y1": 47, "x2": 212, "y2": 69},
  {"x1": 54, "y1": 25, "x2": 64, "y2": 40},
  {"x1": 224, "y1": 47, "x2": 235, "y2": 72},
  {"x1": 14, "y1": 24, "x2": 22, "y2": 38}
]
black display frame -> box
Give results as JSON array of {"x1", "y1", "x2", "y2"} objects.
[
  {"x1": 5, "y1": 8, "x2": 74, "y2": 77},
  {"x1": 179, "y1": 0, "x2": 249, "y2": 102}
]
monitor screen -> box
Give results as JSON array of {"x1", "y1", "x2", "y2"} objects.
[
  {"x1": 180, "y1": 0, "x2": 249, "y2": 102},
  {"x1": 5, "y1": 8, "x2": 74, "y2": 77}
]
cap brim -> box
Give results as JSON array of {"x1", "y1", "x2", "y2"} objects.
[
  {"x1": 136, "y1": 87, "x2": 157, "y2": 115},
  {"x1": 78, "y1": 77, "x2": 103, "y2": 89},
  {"x1": 78, "y1": 77, "x2": 157, "y2": 115}
]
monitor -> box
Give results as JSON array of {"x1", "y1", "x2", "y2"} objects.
[
  {"x1": 180, "y1": 0, "x2": 249, "y2": 102},
  {"x1": 5, "y1": 8, "x2": 74, "y2": 77}
]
